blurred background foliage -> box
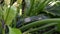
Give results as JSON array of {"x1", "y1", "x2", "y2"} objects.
[{"x1": 0, "y1": 0, "x2": 60, "y2": 34}]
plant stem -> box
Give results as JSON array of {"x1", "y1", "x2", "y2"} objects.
[
  {"x1": 20, "y1": 18, "x2": 60, "y2": 31},
  {"x1": 23, "y1": 23, "x2": 57, "y2": 32}
]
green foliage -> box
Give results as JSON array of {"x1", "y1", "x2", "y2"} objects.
[
  {"x1": 0, "y1": 0, "x2": 60, "y2": 34},
  {"x1": 9, "y1": 27, "x2": 22, "y2": 34},
  {"x1": 20, "y1": 19, "x2": 60, "y2": 31},
  {"x1": 46, "y1": 1, "x2": 60, "y2": 16},
  {"x1": 3, "y1": 6, "x2": 17, "y2": 25},
  {"x1": 24, "y1": 0, "x2": 52, "y2": 17}
]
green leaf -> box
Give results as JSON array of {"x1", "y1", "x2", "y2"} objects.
[
  {"x1": 24, "y1": 0, "x2": 52, "y2": 17},
  {"x1": 46, "y1": 1, "x2": 60, "y2": 16},
  {"x1": 25, "y1": 23, "x2": 57, "y2": 32},
  {"x1": 0, "y1": 6, "x2": 3, "y2": 20},
  {"x1": 20, "y1": 18, "x2": 60, "y2": 31},
  {"x1": 3, "y1": 6, "x2": 17, "y2": 25},
  {"x1": 0, "y1": 22, "x2": 2, "y2": 28},
  {"x1": 9, "y1": 27, "x2": 22, "y2": 34},
  {"x1": 43, "y1": 28, "x2": 56, "y2": 34}
]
